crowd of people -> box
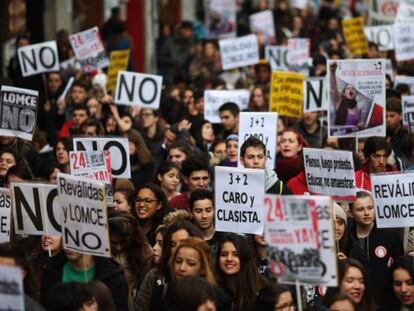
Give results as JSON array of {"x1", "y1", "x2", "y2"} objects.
[{"x1": 1, "y1": 0, "x2": 414, "y2": 311}]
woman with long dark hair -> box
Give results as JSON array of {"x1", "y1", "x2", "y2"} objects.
[
  {"x1": 154, "y1": 161, "x2": 180, "y2": 200},
  {"x1": 390, "y1": 255, "x2": 414, "y2": 310}
]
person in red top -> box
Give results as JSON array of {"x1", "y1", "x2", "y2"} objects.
[
  {"x1": 168, "y1": 157, "x2": 210, "y2": 210},
  {"x1": 59, "y1": 104, "x2": 89, "y2": 138},
  {"x1": 355, "y1": 136, "x2": 398, "y2": 191}
]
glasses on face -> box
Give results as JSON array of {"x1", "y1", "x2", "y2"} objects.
[
  {"x1": 141, "y1": 113, "x2": 154, "y2": 118},
  {"x1": 135, "y1": 198, "x2": 158, "y2": 206},
  {"x1": 275, "y1": 302, "x2": 295, "y2": 311}
]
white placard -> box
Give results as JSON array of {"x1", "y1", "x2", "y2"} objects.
[
  {"x1": 372, "y1": 172, "x2": 414, "y2": 228},
  {"x1": 237, "y1": 112, "x2": 278, "y2": 170},
  {"x1": 402, "y1": 95, "x2": 414, "y2": 132},
  {"x1": 291, "y1": 0, "x2": 308, "y2": 9},
  {"x1": 57, "y1": 173, "x2": 110, "y2": 257},
  {"x1": 327, "y1": 59, "x2": 386, "y2": 138},
  {"x1": 364, "y1": 25, "x2": 394, "y2": 51},
  {"x1": 265, "y1": 195, "x2": 322, "y2": 283},
  {"x1": 393, "y1": 23, "x2": 414, "y2": 62},
  {"x1": 265, "y1": 45, "x2": 289, "y2": 71},
  {"x1": 368, "y1": 0, "x2": 399, "y2": 25},
  {"x1": 11, "y1": 183, "x2": 61, "y2": 236},
  {"x1": 70, "y1": 150, "x2": 113, "y2": 206},
  {"x1": 249, "y1": 10, "x2": 276, "y2": 45},
  {"x1": 303, "y1": 148, "x2": 356, "y2": 201},
  {"x1": 115, "y1": 71, "x2": 163, "y2": 109},
  {"x1": 215, "y1": 166, "x2": 265, "y2": 234},
  {"x1": 204, "y1": 89, "x2": 250, "y2": 124},
  {"x1": 0, "y1": 188, "x2": 11, "y2": 243},
  {"x1": 73, "y1": 137, "x2": 130, "y2": 178},
  {"x1": 396, "y1": 0, "x2": 414, "y2": 23},
  {"x1": 17, "y1": 41, "x2": 59, "y2": 77},
  {"x1": 69, "y1": 27, "x2": 109, "y2": 72},
  {"x1": 205, "y1": 0, "x2": 237, "y2": 39},
  {"x1": 219, "y1": 34, "x2": 259, "y2": 70},
  {"x1": 0, "y1": 265, "x2": 25, "y2": 311},
  {"x1": 0, "y1": 86, "x2": 38, "y2": 141},
  {"x1": 303, "y1": 77, "x2": 328, "y2": 112}
]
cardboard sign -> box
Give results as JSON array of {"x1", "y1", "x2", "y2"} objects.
[
  {"x1": 237, "y1": 112, "x2": 278, "y2": 170},
  {"x1": 303, "y1": 77, "x2": 328, "y2": 113},
  {"x1": 270, "y1": 71, "x2": 305, "y2": 118},
  {"x1": 265, "y1": 46, "x2": 289, "y2": 72},
  {"x1": 106, "y1": 50, "x2": 130, "y2": 94},
  {"x1": 342, "y1": 17, "x2": 369, "y2": 56},
  {"x1": 364, "y1": 25, "x2": 395, "y2": 51},
  {"x1": 219, "y1": 34, "x2": 259, "y2": 70},
  {"x1": 73, "y1": 137, "x2": 130, "y2": 178},
  {"x1": 368, "y1": 0, "x2": 399, "y2": 25},
  {"x1": 11, "y1": 183, "x2": 61, "y2": 236},
  {"x1": 372, "y1": 172, "x2": 414, "y2": 228},
  {"x1": 287, "y1": 38, "x2": 310, "y2": 74},
  {"x1": 393, "y1": 23, "x2": 414, "y2": 62},
  {"x1": 0, "y1": 86, "x2": 38, "y2": 141},
  {"x1": 249, "y1": 10, "x2": 276, "y2": 45},
  {"x1": 327, "y1": 59, "x2": 386, "y2": 138},
  {"x1": 303, "y1": 148, "x2": 356, "y2": 201},
  {"x1": 204, "y1": 89, "x2": 250, "y2": 124},
  {"x1": 0, "y1": 189, "x2": 11, "y2": 243},
  {"x1": 58, "y1": 173, "x2": 110, "y2": 257},
  {"x1": 402, "y1": 95, "x2": 414, "y2": 132},
  {"x1": 69, "y1": 27, "x2": 109, "y2": 72},
  {"x1": 205, "y1": 0, "x2": 237, "y2": 39},
  {"x1": 115, "y1": 71, "x2": 163, "y2": 109},
  {"x1": 0, "y1": 265, "x2": 25, "y2": 311},
  {"x1": 215, "y1": 166, "x2": 265, "y2": 234},
  {"x1": 17, "y1": 41, "x2": 59, "y2": 77},
  {"x1": 70, "y1": 150, "x2": 113, "y2": 206},
  {"x1": 265, "y1": 195, "x2": 336, "y2": 286},
  {"x1": 265, "y1": 195, "x2": 322, "y2": 283}
]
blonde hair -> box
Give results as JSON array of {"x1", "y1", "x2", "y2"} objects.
[{"x1": 169, "y1": 237, "x2": 216, "y2": 286}]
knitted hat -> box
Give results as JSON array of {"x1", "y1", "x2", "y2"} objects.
[{"x1": 333, "y1": 202, "x2": 347, "y2": 225}]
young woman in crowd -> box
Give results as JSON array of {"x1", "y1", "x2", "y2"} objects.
[
  {"x1": 216, "y1": 233, "x2": 266, "y2": 311},
  {"x1": 167, "y1": 140, "x2": 193, "y2": 169},
  {"x1": 0, "y1": 147, "x2": 21, "y2": 176},
  {"x1": 323, "y1": 258, "x2": 376, "y2": 311},
  {"x1": 154, "y1": 160, "x2": 181, "y2": 200},
  {"x1": 248, "y1": 86, "x2": 268, "y2": 111},
  {"x1": 190, "y1": 119, "x2": 216, "y2": 155},
  {"x1": 108, "y1": 212, "x2": 153, "y2": 310},
  {"x1": 152, "y1": 225, "x2": 167, "y2": 265},
  {"x1": 248, "y1": 234, "x2": 270, "y2": 279},
  {"x1": 209, "y1": 139, "x2": 227, "y2": 165},
  {"x1": 112, "y1": 187, "x2": 135, "y2": 212},
  {"x1": 221, "y1": 134, "x2": 238, "y2": 167},
  {"x1": 390, "y1": 255, "x2": 414, "y2": 310},
  {"x1": 53, "y1": 137, "x2": 72, "y2": 174},
  {"x1": 255, "y1": 283, "x2": 295, "y2": 311},
  {"x1": 327, "y1": 294, "x2": 356, "y2": 311},
  {"x1": 131, "y1": 183, "x2": 170, "y2": 245}
]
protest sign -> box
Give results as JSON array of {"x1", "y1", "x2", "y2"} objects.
[
  {"x1": 265, "y1": 195, "x2": 337, "y2": 286},
  {"x1": 115, "y1": 71, "x2": 163, "y2": 109},
  {"x1": 204, "y1": 89, "x2": 250, "y2": 123},
  {"x1": 237, "y1": 112, "x2": 278, "y2": 170},
  {"x1": 342, "y1": 17, "x2": 369, "y2": 56},
  {"x1": 0, "y1": 188, "x2": 11, "y2": 243},
  {"x1": 395, "y1": 75, "x2": 414, "y2": 94},
  {"x1": 327, "y1": 59, "x2": 386, "y2": 137},
  {"x1": 303, "y1": 77, "x2": 328, "y2": 113},
  {"x1": 402, "y1": 95, "x2": 414, "y2": 132},
  {"x1": 364, "y1": 25, "x2": 394, "y2": 51},
  {"x1": 106, "y1": 50, "x2": 130, "y2": 94},
  {"x1": 219, "y1": 34, "x2": 259, "y2": 70},
  {"x1": 270, "y1": 71, "x2": 304, "y2": 118},
  {"x1": 265, "y1": 46, "x2": 289, "y2": 71},
  {"x1": 73, "y1": 137, "x2": 130, "y2": 178},
  {"x1": 371, "y1": 172, "x2": 414, "y2": 228},
  {"x1": 215, "y1": 166, "x2": 265, "y2": 234},
  {"x1": 17, "y1": 41, "x2": 59, "y2": 77},
  {"x1": 70, "y1": 150, "x2": 113, "y2": 206},
  {"x1": 287, "y1": 38, "x2": 310, "y2": 75},
  {"x1": 11, "y1": 182, "x2": 61, "y2": 236},
  {"x1": 396, "y1": 0, "x2": 414, "y2": 23},
  {"x1": 57, "y1": 173, "x2": 110, "y2": 257},
  {"x1": 368, "y1": 0, "x2": 399, "y2": 25},
  {"x1": 205, "y1": 0, "x2": 236, "y2": 39},
  {"x1": 393, "y1": 23, "x2": 414, "y2": 62},
  {"x1": 69, "y1": 27, "x2": 109, "y2": 72},
  {"x1": 249, "y1": 10, "x2": 276, "y2": 45},
  {"x1": 0, "y1": 85, "x2": 38, "y2": 141},
  {"x1": 291, "y1": 0, "x2": 308, "y2": 9},
  {"x1": 0, "y1": 265, "x2": 25, "y2": 311},
  {"x1": 303, "y1": 148, "x2": 356, "y2": 201},
  {"x1": 265, "y1": 195, "x2": 322, "y2": 283}
]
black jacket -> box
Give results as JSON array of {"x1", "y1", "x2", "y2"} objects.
[{"x1": 41, "y1": 251, "x2": 128, "y2": 311}]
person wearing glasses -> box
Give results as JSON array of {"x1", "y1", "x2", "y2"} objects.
[{"x1": 131, "y1": 183, "x2": 171, "y2": 245}]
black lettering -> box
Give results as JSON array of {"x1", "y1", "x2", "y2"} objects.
[
  {"x1": 14, "y1": 187, "x2": 43, "y2": 231},
  {"x1": 117, "y1": 74, "x2": 135, "y2": 102},
  {"x1": 39, "y1": 46, "x2": 56, "y2": 68},
  {"x1": 138, "y1": 77, "x2": 157, "y2": 104}
]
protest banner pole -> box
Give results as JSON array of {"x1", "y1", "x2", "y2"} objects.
[{"x1": 295, "y1": 280, "x2": 303, "y2": 311}]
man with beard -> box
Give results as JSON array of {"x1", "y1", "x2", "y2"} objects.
[{"x1": 330, "y1": 62, "x2": 363, "y2": 129}]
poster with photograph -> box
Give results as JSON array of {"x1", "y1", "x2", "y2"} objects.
[
  {"x1": 205, "y1": 0, "x2": 236, "y2": 39},
  {"x1": 327, "y1": 59, "x2": 386, "y2": 137}
]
